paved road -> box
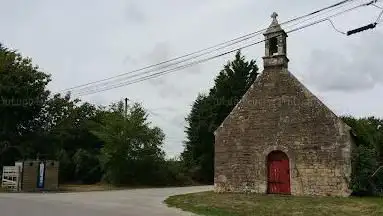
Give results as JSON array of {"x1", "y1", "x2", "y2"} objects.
[{"x1": 0, "y1": 186, "x2": 212, "y2": 216}]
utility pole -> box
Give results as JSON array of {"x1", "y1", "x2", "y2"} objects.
[{"x1": 124, "y1": 98, "x2": 128, "y2": 118}]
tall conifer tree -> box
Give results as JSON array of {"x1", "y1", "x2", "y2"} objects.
[{"x1": 182, "y1": 50, "x2": 259, "y2": 183}]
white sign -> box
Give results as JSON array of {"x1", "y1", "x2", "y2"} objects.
[{"x1": 38, "y1": 162, "x2": 45, "y2": 188}]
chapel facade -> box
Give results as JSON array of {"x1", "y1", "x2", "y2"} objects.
[{"x1": 213, "y1": 13, "x2": 355, "y2": 196}]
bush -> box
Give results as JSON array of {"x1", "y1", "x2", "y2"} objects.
[
  {"x1": 155, "y1": 159, "x2": 193, "y2": 186},
  {"x1": 343, "y1": 116, "x2": 383, "y2": 196},
  {"x1": 350, "y1": 145, "x2": 378, "y2": 195},
  {"x1": 72, "y1": 149, "x2": 102, "y2": 184}
]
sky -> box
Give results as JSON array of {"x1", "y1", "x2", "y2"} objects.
[{"x1": 1, "y1": 0, "x2": 382, "y2": 158}]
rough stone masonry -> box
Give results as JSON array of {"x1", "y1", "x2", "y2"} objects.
[{"x1": 213, "y1": 13, "x2": 355, "y2": 197}]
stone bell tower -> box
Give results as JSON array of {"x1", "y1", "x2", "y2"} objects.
[
  {"x1": 263, "y1": 12, "x2": 289, "y2": 69},
  {"x1": 214, "y1": 12, "x2": 353, "y2": 197}
]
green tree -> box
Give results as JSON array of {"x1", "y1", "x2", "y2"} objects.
[
  {"x1": 91, "y1": 100, "x2": 165, "y2": 185},
  {"x1": 72, "y1": 148, "x2": 102, "y2": 184},
  {"x1": 156, "y1": 156, "x2": 193, "y2": 186},
  {"x1": 0, "y1": 43, "x2": 188, "y2": 186},
  {"x1": 342, "y1": 116, "x2": 383, "y2": 195},
  {"x1": 21, "y1": 93, "x2": 78, "y2": 160},
  {"x1": 32, "y1": 93, "x2": 104, "y2": 183},
  {"x1": 0, "y1": 44, "x2": 50, "y2": 166},
  {"x1": 182, "y1": 94, "x2": 215, "y2": 183},
  {"x1": 182, "y1": 50, "x2": 259, "y2": 183}
]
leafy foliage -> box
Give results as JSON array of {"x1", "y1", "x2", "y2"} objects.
[
  {"x1": 38, "y1": 94, "x2": 103, "y2": 183},
  {"x1": 342, "y1": 116, "x2": 383, "y2": 195},
  {"x1": 72, "y1": 148, "x2": 102, "y2": 184},
  {"x1": 3, "y1": 42, "x2": 383, "y2": 192},
  {"x1": 0, "y1": 44, "x2": 50, "y2": 165},
  {"x1": 91, "y1": 101, "x2": 166, "y2": 185},
  {"x1": 182, "y1": 50, "x2": 259, "y2": 183},
  {"x1": 0, "y1": 43, "x2": 187, "y2": 187}
]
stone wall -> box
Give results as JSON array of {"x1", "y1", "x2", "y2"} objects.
[
  {"x1": 20, "y1": 160, "x2": 59, "y2": 192},
  {"x1": 21, "y1": 160, "x2": 39, "y2": 192},
  {"x1": 44, "y1": 160, "x2": 59, "y2": 190},
  {"x1": 214, "y1": 67, "x2": 353, "y2": 197}
]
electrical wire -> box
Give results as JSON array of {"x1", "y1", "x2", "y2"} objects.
[
  {"x1": 75, "y1": 26, "x2": 370, "y2": 98},
  {"x1": 74, "y1": 13, "x2": 379, "y2": 96},
  {"x1": 71, "y1": 1, "x2": 378, "y2": 97},
  {"x1": 376, "y1": 7, "x2": 383, "y2": 22},
  {"x1": 67, "y1": 34, "x2": 266, "y2": 95},
  {"x1": 283, "y1": 0, "x2": 381, "y2": 34},
  {"x1": 374, "y1": 1, "x2": 383, "y2": 23},
  {"x1": 345, "y1": 0, "x2": 383, "y2": 35},
  {"x1": 60, "y1": 0, "x2": 359, "y2": 94},
  {"x1": 68, "y1": 0, "x2": 361, "y2": 96},
  {"x1": 69, "y1": 0, "x2": 364, "y2": 95},
  {"x1": 287, "y1": 0, "x2": 377, "y2": 33},
  {"x1": 327, "y1": 19, "x2": 346, "y2": 34},
  {"x1": 283, "y1": 1, "x2": 355, "y2": 29},
  {"x1": 73, "y1": 50, "x2": 239, "y2": 97}
]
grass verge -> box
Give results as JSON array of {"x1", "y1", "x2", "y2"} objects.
[
  {"x1": 58, "y1": 184, "x2": 123, "y2": 192},
  {"x1": 165, "y1": 191, "x2": 383, "y2": 216},
  {"x1": 59, "y1": 183, "x2": 198, "y2": 192}
]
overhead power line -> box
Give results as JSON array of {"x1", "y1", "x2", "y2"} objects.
[
  {"x1": 288, "y1": 0, "x2": 378, "y2": 33},
  {"x1": 60, "y1": 0, "x2": 359, "y2": 94},
  {"x1": 374, "y1": 4, "x2": 383, "y2": 21},
  {"x1": 346, "y1": 1, "x2": 383, "y2": 35},
  {"x1": 70, "y1": 3, "x2": 366, "y2": 97},
  {"x1": 69, "y1": 0, "x2": 360, "y2": 97},
  {"x1": 347, "y1": 23, "x2": 377, "y2": 34},
  {"x1": 283, "y1": 0, "x2": 381, "y2": 34},
  {"x1": 69, "y1": 0, "x2": 380, "y2": 97},
  {"x1": 373, "y1": 3, "x2": 383, "y2": 9},
  {"x1": 73, "y1": 5, "x2": 381, "y2": 97}
]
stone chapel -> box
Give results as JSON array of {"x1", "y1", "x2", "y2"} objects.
[{"x1": 213, "y1": 13, "x2": 355, "y2": 197}]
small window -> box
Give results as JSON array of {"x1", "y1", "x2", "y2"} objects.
[{"x1": 269, "y1": 37, "x2": 278, "y2": 55}]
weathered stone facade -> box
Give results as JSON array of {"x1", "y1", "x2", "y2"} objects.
[
  {"x1": 20, "y1": 160, "x2": 59, "y2": 192},
  {"x1": 44, "y1": 160, "x2": 59, "y2": 191},
  {"x1": 21, "y1": 160, "x2": 39, "y2": 192},
  {"x1": 213, "y1": 13, "x2": 354, "y2": 197}
]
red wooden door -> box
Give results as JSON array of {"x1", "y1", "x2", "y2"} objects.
[{"x1": 267, "y1": 151, "x2": 291, "y2": 194}]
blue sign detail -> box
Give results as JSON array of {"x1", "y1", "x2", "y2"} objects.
[{"x1": 37, "y1": 162, "x2": 45, "y2": 188}]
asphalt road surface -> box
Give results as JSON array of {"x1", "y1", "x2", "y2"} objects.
[{"x1": 0, "y1": 186, "x2": 212, "y2": 216}]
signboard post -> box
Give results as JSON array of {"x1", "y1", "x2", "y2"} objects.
[{"x1": 37, "y1": 162, "x2": 45, "y2": 189}]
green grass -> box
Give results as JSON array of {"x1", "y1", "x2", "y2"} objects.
[
  {"x1": 58, "y1": 183, "x2": 199, "y2": 193},
  {"x1": 165, "y1": 191, "x2": 383, "y2": 216}
]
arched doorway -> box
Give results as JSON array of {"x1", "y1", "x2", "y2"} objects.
[{"x1": 267, "y1": 150, "x2": 291, "y2": 194}]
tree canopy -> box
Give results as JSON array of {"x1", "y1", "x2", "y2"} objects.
[
  {"x1": 182, "y1": 50, "x2": 259, "y2": 183},
  {"x1": 2, "y1": 43, "x2": 383, "y2": 195},
  {"x1": 0, "y1": 44, "x2": 51, "y2": 165},
  {"x1": 0, "y1": 43, "x2": 186, "y2": 186},
  {"x1": 342, "y1": 116, "x2": 383, "y2": 195},
  {"x1": 91, "y1": 101, "x2": 166, "y2": 185}
]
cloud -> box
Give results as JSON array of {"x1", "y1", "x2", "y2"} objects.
[
  {"x1": 3, "y1": 0, "x2": 383, "y2": 158},
  {"x1": 141, "y1": 42, "x2": 192, "y2": 98},
  {"x1": 185, "y1": 62, "x2": 203, "y2": 75},
  {"x1": 145, "y1": 42, "x2": 172, "y2": 86},
  {"x1": 304, "y1": 31, "x2": 383, "y2": 92},
  {"x1": 145, "y1": 42, "x2": 171, "y2": 63},
  {"x1": 150, "y1": 106, "x2": 177, "y2": 113},
  {"x1": 88, "y1": 94, "x2": 109, "y2": 106},
  {"x1": 125, "y1": 2, "x2": 146, "y2": 23},
  {"x1": 122, "y1": 55, "x2": 138, "y2": 67},
  {"x1": 170, "y1": 113, "x2": 187, "y2": 128}
]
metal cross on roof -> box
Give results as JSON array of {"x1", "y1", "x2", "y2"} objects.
[{"x1": 271, "y1": 12, "x2": 278, "y2": 21}]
